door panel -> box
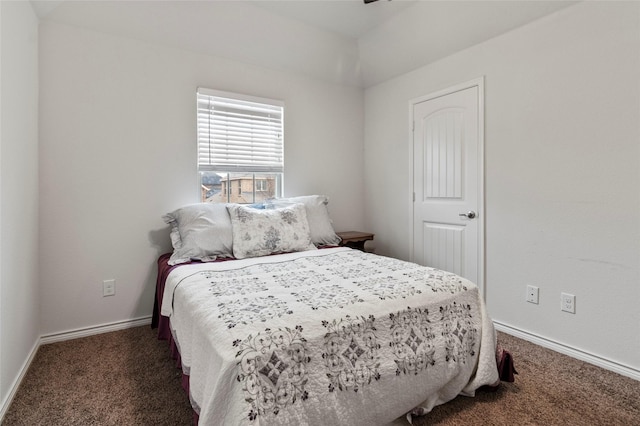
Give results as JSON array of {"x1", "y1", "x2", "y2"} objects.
[
  {"x1": 412, "y1": 83, "x2": 482, "y2": 291},
  {"x1": 422, "y1": 222, "x2": 465, "y2": 276},
  {"x1": 424, "y1": 109, "x2": 463, "y2": 199}
]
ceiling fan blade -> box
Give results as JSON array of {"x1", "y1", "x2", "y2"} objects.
[{"x1": 364, "y1": 0, "x2": 379, "y2": 4}]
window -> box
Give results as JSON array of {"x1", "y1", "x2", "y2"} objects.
[{"x1": 197, "y1": 88, "x2": 284, "y2": 203}]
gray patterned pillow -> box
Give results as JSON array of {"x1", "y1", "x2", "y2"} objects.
[
  {"x1": 226, "y1": 203, "x2": 316, "y2": 259},
  {"x1": 268, "y1": 195, "x2": 341, "y2": 246}
]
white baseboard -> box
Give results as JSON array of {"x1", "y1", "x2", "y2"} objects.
[
  {"x1": 40, "y1": 316, "x2": 152, "y2": 345},
  {"x1": 1, "y1": 316, "x2": 153, "y2": 423},
  {"x1": 494, "y1": 321, "x2": 640, "y2": 381},
  {"x1": 0, "y1": 338, "x2": 39, "y2": 422}
]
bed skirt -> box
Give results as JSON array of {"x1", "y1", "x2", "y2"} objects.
[{"x1": 152, "y1": 253, "x2": 200, "y2": 424}]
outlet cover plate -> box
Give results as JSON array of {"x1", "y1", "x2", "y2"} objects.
[
  {"x1": 561, "y1": 292, "x2": 575, "y2": 313},
  {"x1": 526, "y1": 285, "x2": 539, "y2": 304},
  {"x1": 103, "y1": 279, "x2": 116, "y2": 297}
]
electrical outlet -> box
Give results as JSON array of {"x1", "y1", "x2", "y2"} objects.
[
  {"x1": 561, "y1": 292, "x2": 575, "y2": 313},
  {"x1": 103, "y1": 279, "x2": 116, "y2": 297},
  {"x1": 526, "y1": 285, "x2": 539, "y2": 304}
]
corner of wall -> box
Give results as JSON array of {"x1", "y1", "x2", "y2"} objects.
[{"x1": 0, "y1": 0, "x2": 41, "y2": 417}]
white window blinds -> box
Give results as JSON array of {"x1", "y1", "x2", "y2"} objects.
[{"x1": 197, "y1": 88, "x2": 284, "y2": 173}]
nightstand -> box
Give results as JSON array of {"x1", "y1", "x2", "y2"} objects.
[{"x1": 336, "y1": 231, "x2": 374, "y2": 252}]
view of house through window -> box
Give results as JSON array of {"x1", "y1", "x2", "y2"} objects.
[
  {"x1": 200, "y1": 172, "x2": 281, "y2": 203},
  {"x1": 197, "y1": 88, "x2": 284, "y2": 203}
]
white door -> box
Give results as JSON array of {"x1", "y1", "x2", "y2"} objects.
[{"x1": 411, "y1": 80, "x2": 484, "y2": 292}]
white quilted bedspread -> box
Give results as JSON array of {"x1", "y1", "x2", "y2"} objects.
[{"x1": 161, "y1": 247, "x2": 498, "y2": 425}]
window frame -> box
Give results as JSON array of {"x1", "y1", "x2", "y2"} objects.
[{"x1": 197, "y1": 88, "x2": 284, "y2": 203}]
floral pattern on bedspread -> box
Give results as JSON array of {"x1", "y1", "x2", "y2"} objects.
[
  {"x1": 270, "y1": 270, "x2": 330, "y2": 288},
  {"x1": 321, "y1": 315, "x2": 381, "y2": 392},
  {"x1": 251, "y1": 261, "x2": 309, "y2": 274},
  {"x1": 403, "y1": 269, "x2": 469, "y2": 294},
  {"x1": 292, "y1": 284, "x2": 364, "y2": 310},
  {"x1": 389, "y1": 307, "x2": 437, "y2": 376},
  {"x1": 207, "y1": 276, "x2": 270, "y2": 297},
  {"x1": 234, "y1": 325, "x2": 311, "y2": 420},
  {"x1": 217, "y1": 295, "x2": 294, "y2": 328},
  {"x1": 354, "y1": 275, "x2": 423, "y2": 300},
  {"x1": 325, "y1": 265, "x2": 384, "y2": 280},
  {"x1": 441, "y1": 302, "x2": 477, "y2": 363}
]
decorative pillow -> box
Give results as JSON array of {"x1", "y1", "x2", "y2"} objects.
[
  {"x1": 226, "y1": 203, "x2": 316, "y2": 259},
  {"x1": 268, "y1": 195, "x2": 341, "y2": 246},
  {"x1": 163, "y1": 203, "x2": 234, "y2": 265}
]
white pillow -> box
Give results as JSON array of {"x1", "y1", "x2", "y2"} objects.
[
  {"x1": 163, "y1": 203, "x2": 233, "y2": 265},
  {"x1": 226, "y1": 203, "x2": 316, "y2": 259},
  {"x1": 268, "y1": 195, "x2": 340, "y2": 246}
]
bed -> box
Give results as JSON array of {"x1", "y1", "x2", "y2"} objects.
[{"x1": 153, "y1": 196, "x2": 499, "y2": 425}]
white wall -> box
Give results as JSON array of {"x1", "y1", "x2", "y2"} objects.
[
  {"x1": 38, "y1": 21, "x2": 364, "y2": 335},
  {"x1": 42, "y1": 0, "x2": 362, "y2": 87},
  {"x1": 364, "y1": 2, "x2": 640, "y2": 372},
  {"x1": 357, "y1": 1, "x2": 576, "y2": 87},
  {"x1": 0, "y1": 0, "x2": 40, "y2": 410}
]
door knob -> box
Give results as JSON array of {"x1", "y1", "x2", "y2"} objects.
[{"x1": 459, "y1": 211, "x2": 476, "y2": 219}]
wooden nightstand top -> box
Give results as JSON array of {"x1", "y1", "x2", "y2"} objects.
[{"x1": 336, "y1": 231, "x2": 374, "y2": 244}]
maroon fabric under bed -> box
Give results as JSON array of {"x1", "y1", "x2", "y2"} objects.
[
  {"x1": 151, "y1": 253, "x2": 200, "y2": 424},
  {"x1": 151, "y1": 253, "x2": 178, "y2": 338}
]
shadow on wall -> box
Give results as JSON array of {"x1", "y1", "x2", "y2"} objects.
[
  {"x1": 129, "y1": 227, "x2": 173, "y2": 333},
  {"x1": 147, "y1": 225, "x2": 173, "y2": 295},
  {"x1": 148, "y1": 227, "x2": 173, "y2": 255}
]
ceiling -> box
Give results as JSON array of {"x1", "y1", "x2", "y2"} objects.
[
  {"x1": 248, "y1": 0, "x2": 418, "y2": 39},
  {"x1": 30, "y1": 0, "x2": 577, "y2": 87},
  {"x1": 31, "y1": 0, "x2": 420, "y2": 39}
]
